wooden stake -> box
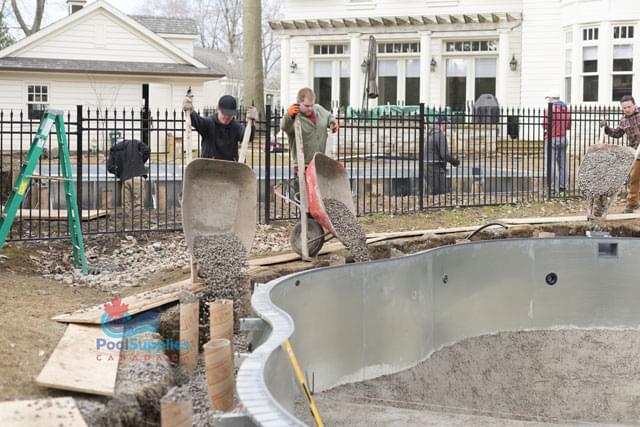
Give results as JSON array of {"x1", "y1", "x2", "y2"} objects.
[
  {"x1": 203, "y1": 339, "x2": 235, "y2": 411},
  {"x1": 160, "y1": 399, "x2": 193, "y2": 427},
  {"x1": 179, "y1": 290, "x2": 199, "y2": 373}
]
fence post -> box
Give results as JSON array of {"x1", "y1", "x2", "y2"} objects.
[
  {"x1": 264, "y1": 105, "x2": 272, "y2": 224},
  {"x1": 76, "y1": 105, "x2": 83, "y2": 214},
  {"x1": 546, "y1": 102, "x2": 553, "y2": 199},
  {"x1": 418, "y1": 103, "x2": 425, "y2": 210}
]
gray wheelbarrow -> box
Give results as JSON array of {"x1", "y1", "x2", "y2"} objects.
[
  {"x1": 276, "y1": 152, "x2": 355, "y2": 257},
  {"x1": 182, "y1": 158, "x2": 257, "y2": 253}
]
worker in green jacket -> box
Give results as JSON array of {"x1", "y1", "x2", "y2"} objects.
[{"x1": 280, "y1": 87, "x2": 338, "y2": 167}]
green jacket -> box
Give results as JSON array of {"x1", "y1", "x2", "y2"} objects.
[{"x1": 281, "y1": 105, "x2": 335, "y2": 164}]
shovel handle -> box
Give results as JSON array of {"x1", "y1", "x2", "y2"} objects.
[{"x1": 238, "y1": 118, "x2": 254, "y2": 164}]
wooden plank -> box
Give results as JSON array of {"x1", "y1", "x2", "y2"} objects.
[
  {"x1": 36, "y1": 324, "x2": 121, "y2": 396},
  {"x1": 499, "y1": 213, "x2": 640, "y2": 224},
  {"x1": 0, "y1": 397, "x2": 87, "y2": 427},
  {"x1": 52, "y1": 278, "x2": 202, "y2": 324},
  {"x1": 16, "y1": 209, "x2": 108, "y2": 220}
]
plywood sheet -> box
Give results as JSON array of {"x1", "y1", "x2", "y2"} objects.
[
  {"x1": 36, "y1": 324, "x2": 121, "y2": 396},
  {"x1": 16, "y1": 209, "x2": 107, "y2": 220}
]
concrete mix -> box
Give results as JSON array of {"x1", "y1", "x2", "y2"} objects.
[
  {"x1": 192, "y1": 233, "x2": 248, "y2": 345},
  {"x1": 578, "y1": 145, "x2": 635, "y2": 217},
  {"x1": 297, "y1": 328, "x2": 640, "y2": 425},
  {"x1": 323, "y1": 198, "x2": 369, "y2": 262}
]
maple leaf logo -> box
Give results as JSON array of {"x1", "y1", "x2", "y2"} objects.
[{"x1": 103, "y1": 296, "x2": 129, "y2": 320}]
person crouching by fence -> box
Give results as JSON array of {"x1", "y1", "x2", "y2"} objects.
[
  {"x1": 107, "y1": 139, "x2": 150, "y2": 222},
  {"x1": 424, "y1": 115, "x2": 460, "y2": 195}
]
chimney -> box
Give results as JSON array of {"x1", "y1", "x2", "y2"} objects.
[{"x1": 67, "y1": 0, "x2": 87, "y2": 15}]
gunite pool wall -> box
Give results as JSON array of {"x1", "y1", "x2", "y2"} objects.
[{"x1": 236, "y1": 237, "x2": 640, "y2": 426}]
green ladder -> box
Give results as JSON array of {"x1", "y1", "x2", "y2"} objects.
[{"x1": 0, "y1": 110, "x2": 88, "y2": 274}]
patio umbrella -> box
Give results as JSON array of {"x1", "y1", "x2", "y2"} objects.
[{"x1": 361, "y1": 35, "x2": 379, "y2": 111}]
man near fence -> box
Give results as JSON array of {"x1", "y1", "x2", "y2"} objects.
[
  {"x1": 600, "y1": 95, "x2": 640, "y2": 213},
  {"x1": 182, "y1": 94, "x2": 256, "y2": 161},
  {"x1": 107, "y1": 139, "x2": 150, "y2": 221},
  {"x1": 281, "y1": 87, "x2": 338, "y2": 166},
  {"x1": 543, "y1": 89, "x2": 571, "y2": 196},
  {"x1": 425, "y1": 115, "x2": 459, "y2": 195}
]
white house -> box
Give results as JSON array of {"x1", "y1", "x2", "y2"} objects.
[
  {"x1": 271, "y1": 0, "x2": 640, "y2": 110},
  {"x1": 0, "y1": 0, "x2": 224, "y2": 119}
]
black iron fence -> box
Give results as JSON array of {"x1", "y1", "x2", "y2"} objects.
[{"x1": 0, "y1": 103, "x2": 629, "y2": 241}]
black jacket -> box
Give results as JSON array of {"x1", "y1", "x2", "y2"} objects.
[
  {"x1": 107, "y1": 139, "x2": 150, "y2": 182},
  {"x1": 190, "y1": 111, "x2": 250, "y2": 161}
]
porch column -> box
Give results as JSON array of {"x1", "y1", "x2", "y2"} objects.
[
  {"x1": 497, "y1": 29, "x2": 511, "y2": 106},
  {"x1": 419, "y1": 31, "x2": 432, "y2": 104},
  {"x1": 280, "y1": 35, "x2": 291, "y2": 106},
  {"x1": 349, "y1": 33, "x2": 362, "y2": 109}
]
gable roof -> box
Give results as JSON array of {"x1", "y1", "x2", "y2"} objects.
[
  {"x1": 194, "y1": 48, "x2": 241, "y2": 78},
  {"x1": 130, "y1": 15, "x2": 198, "y2": 36},
  {"x1": 0, "y1": 0, "x2": 207, "y2": 68},
  {"x1": 0, "y1": 57, "x2": 223, "y2": 77}
]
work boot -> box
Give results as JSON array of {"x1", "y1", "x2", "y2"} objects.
[{"x1": 624, "y1": 204, "x2": 638, "y2": 213}]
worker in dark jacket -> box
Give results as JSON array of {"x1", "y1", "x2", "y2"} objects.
[
  {"x1": 107, "y1": 139, "x2": 150, "y2": 217},
  {"x1": 182, "y1": 94, "x2": 256, "y2": 161},
  {"x1": 424, "y1": 115, "x2": 460, "y2": 195}
]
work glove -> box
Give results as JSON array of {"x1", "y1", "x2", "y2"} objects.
[
  {"x1": 599, "y1": 120, "x2": 608, "y2": 128},
  {"x1": 287, "y1": 103, "x2": 299, "y2": 119},
  {"x1": 182, "y1": 96, "x2": 193, "y2": 112},
  {"x1": 246, "y1": 106, "x2": 258, "y2": 121},
  {"x1": 330, "y1": 121, "x2": 340, "y2": 133},
  {"x1": 450, "y1": 157, "x2": 460, "y2": 167}
]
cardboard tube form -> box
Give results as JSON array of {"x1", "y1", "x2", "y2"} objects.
[
  {"x1": 160, "y1": 399, "x2": 193, "y2": 427},
  {"x1": 179, "y1": 290, "x2": 200, "y2": 372},
  {"x1": 208, "y1": 299, "x2": 234, "y2": 344},
  {"x1": 204, "y1": 338, "x2": 234, "y2": 411}
]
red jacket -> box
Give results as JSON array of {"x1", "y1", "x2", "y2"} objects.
[{"x1": 543, "y1": 102, "x2": 571, "y2": 140}]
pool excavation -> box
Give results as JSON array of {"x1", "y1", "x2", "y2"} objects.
[{"x1": 237, "y1": 235, "x2": 640, "y2": 426}]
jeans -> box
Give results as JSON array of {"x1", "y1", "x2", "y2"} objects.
[{"x1": 544, "y1": 137, "x2": 568, "y2": 192}]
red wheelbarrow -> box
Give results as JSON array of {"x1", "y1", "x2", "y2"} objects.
[{"x1": 275, "y1": 152, "x2": 355, "y2": 257}]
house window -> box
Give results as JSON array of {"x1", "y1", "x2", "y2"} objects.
[
  {"x1": 612, "y1": 44, "x2": 633, "y2": 101},
  {"x1": 312, "y1": 44, "x2": 350, "y2": 55},
  {"x1": 474, "y1": 58, "x2": 496, "y2": 100},
  {"x1": 377, "y1": 42, "x2": 420, "y2": 54},
  {"x1": 405, "y1": 59, "x2": 420, "y2": 105},
  {"x1": 27, "y1": 84, "x2": 48, "y2": 120},
  {"x1": 582, "y1": 46, "x2": 598, "y2": 102},
  {"x1": 613, "y1": 25, "x2": 634, "y2": 39},
  {"x1": 445, "y1": 40, "x2": 497, "y2": 53},
  {"x1": 378, "y1": 60, "x2": 398, "y2": 105},
  {"x1": 565, "y1": 49, "x2": 572, "y2": 103},
  {"x1": 446, "y1": 58, "x2": 467, "y2": 111},
  {"x1": 582, "y1": 27, "x2": 599, "y2": 41},
  {"x1": 339, "y1": 60, "x2": 350, "y2": 109},
  {"x1": 313, "y1": 61, "x2": 333, "y2": 110}
]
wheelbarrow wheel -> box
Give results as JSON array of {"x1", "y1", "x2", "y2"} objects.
[{"x1": 290, "y1": 218, "x2": 325, "y2": 257}]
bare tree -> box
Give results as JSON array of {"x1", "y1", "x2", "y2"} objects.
[
  {"x1": 0, "y1": 0, "x2": 15, "y2": 49},
  {"x1": 11, "y1": 0, "x2": 44, "y2": 37},
  {"x1": 242, "y1": 0, "x2": 264, "y2": 114},
  {"x1": 262, "y1": 0, "x2": 282, "y2": 79},
  {"x1": 219, "y1": 0, "x2": 241, "y2": 53}
]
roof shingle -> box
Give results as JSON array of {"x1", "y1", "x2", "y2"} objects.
[{"x1": 129, "y1": 15, "x2": 198, "y2": 36}]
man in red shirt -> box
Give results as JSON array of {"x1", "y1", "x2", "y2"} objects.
[{"x1": 542, "y1": 90, "x2": 571, "y2": 195}]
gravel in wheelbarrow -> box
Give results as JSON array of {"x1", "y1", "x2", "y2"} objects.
[{"x1": 323, "y1": 198, "x2": 369, "y2": 262}]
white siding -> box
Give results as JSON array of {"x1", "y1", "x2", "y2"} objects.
[
  {"x1": 163, "y1": 37, "x2": 196, "y2": 57},
  {"x1": 17, "y1": 11, "x2": 184, "y2": 64},
  {"x1": 283, "y1": 0, "x2": 522, "y2": 20},
  {"x1": 520, "y1": 0, "x2": 563, "y2": 106}
]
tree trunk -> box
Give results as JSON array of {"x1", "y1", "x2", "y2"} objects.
[
  {"x1": 242, "y1": 0, "x2": 265, "y2": 117},
  {"x1": 11, "y1": 0, "x2": 45, "y2": 37}
]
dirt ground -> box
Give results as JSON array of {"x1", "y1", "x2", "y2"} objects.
[{"x1": 0, "y1": 196, "x2": 627, "y2": 403}]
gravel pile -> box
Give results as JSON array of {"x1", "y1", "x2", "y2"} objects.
[
  {"x1": 306, "y1": 328, "x2": 640, "y2": 425},
  {"x1": 192, "y1": 233, "x2": 248, "y2": 345},
  {"x1": 578, "y1": 145, "x2": 635, "y2": 198},
  {"x1": 323, "y1": 198, "x2": 369, "y2": 262}
]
